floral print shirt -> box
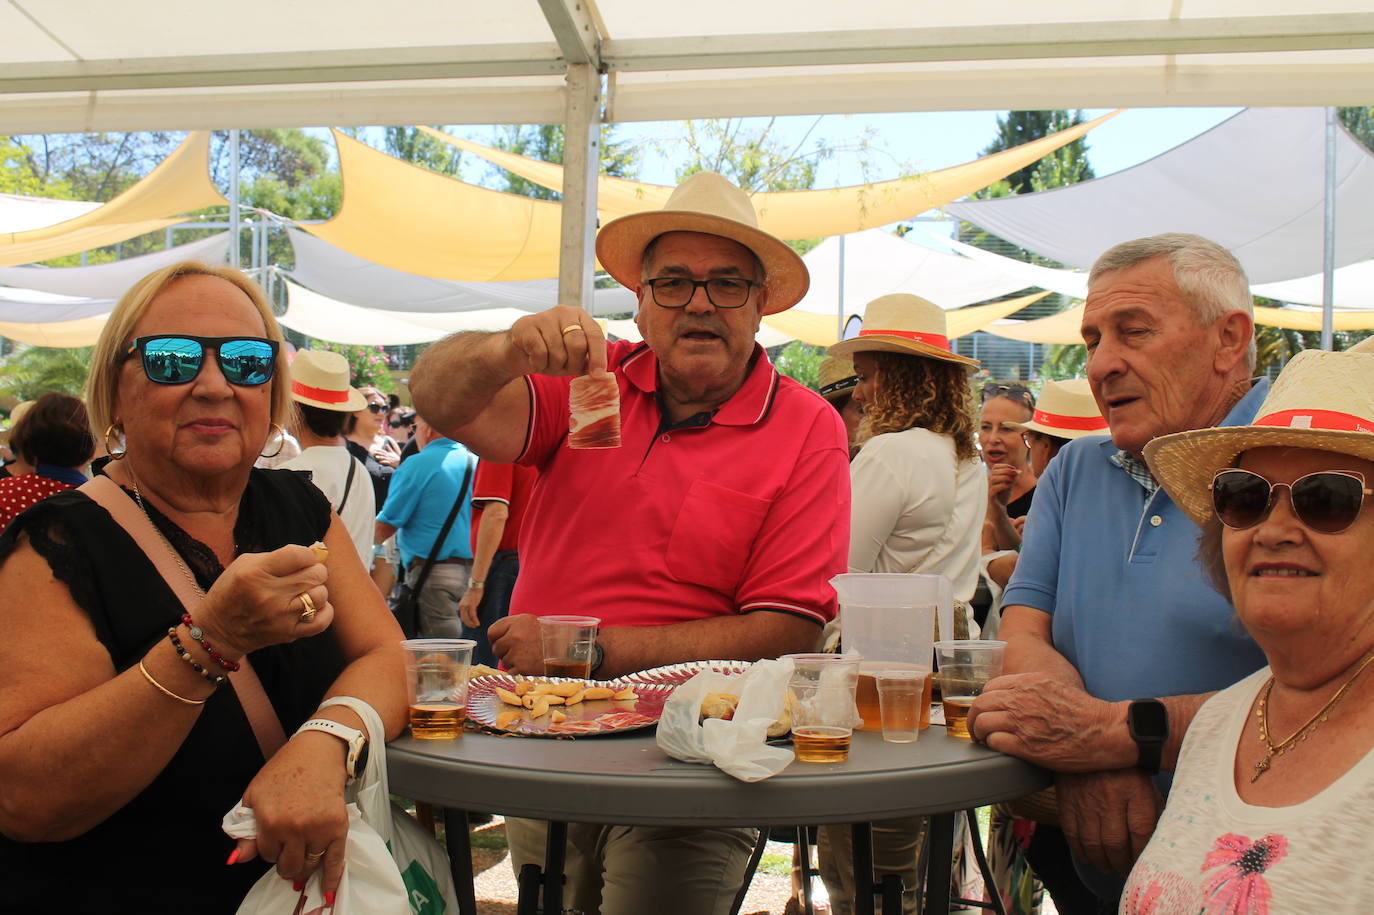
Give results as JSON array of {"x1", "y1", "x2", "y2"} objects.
[{"x1": 1123, "y1": 668, "x2": 1374, "y2": 914}]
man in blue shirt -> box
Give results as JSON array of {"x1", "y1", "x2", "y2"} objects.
[
  {"x1": 376, "y1": 417, "x2": 475, "y2": 639},
  {"x1": 967, "y1": 234, "x2": 1268, "y2": 907}
]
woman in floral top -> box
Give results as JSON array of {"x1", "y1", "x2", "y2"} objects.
[{"x1": 1127, "y1": 349, "x2": 1374, "y2": 913}]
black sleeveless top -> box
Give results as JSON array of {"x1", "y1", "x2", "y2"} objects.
[{"x1": 0, "y1": 469, "x2": 341, "y2": 914}]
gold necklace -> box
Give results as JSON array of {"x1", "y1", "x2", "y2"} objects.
[
  {"x1": 1252, "y1": 649, "x2": 1374, "y2": 782},
  {"x1": 128, "y1": 475, "x2": 206, "y2": 598}
]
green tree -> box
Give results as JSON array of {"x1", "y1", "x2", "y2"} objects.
[
  {"x1": 1340, "y1": 107, "x2": 1374, "y2": 151},
  {"x1": 771, "y1": 341, "x2": 827, "y2": 389},
  {"x1": 384, "y1": 127, "x2": 463, "y2": 177},
  {"x1": 980, "y1": 110, "x2": 1095, "y2": 195},
  {"x1": 0, "y1": 346, "x2": 92, "y2": 401},
  {"x1": 487, "y1": 123, "x2": 639, "y2": 200}
]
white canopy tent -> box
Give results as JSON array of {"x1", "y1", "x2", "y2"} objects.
[
  {"x1": 5, "y1": 2, "x2": 1374, "y2": 317},
  {"x1": 0, "y1": 233, "x2": 230, "y2": 298}
]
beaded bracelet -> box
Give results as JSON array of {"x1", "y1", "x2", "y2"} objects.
[
  {"x1": 167, "y1": 626, "x2": 226, "y2": 687},
  {"x1": 180, "y1": 612, "x2": 240, "y2": 672}
]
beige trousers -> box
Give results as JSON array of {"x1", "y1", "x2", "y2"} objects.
[
  {"x1": 818, "y1": 817, "x2": 928, "y2": 915},
  {"x1": 505, "y1": 817, "x2": 758, "y2": 915}
]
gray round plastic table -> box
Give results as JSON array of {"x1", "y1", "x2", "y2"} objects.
[{"x1": 388, "y1": 725, "x2": 1049, "y2": 915}]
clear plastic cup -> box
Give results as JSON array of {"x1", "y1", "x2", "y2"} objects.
[
  {"x1": 876, "y1": 669, "x2": 927, "y2": 743},
  {"x1": 934, "y1": 640, "x2": 1006, "y2": 739},
  {"x1": 538, "y1": 615, "x2": 600, "y2": 678},
  {"x1": 782, "y1": 653, "x2": 862, "y2": 762},
  {"x1": 401, "y1": 638, "x2": 476, "y2": 739}
]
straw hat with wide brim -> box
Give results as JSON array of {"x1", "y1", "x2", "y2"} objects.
[
  {"x1": 594, "y1": 171, "x2": 809, "y2": 316},
  {"x1": 1007, "y1": 378, "x2": 1108, "y2": 441},
  {"x1": 817, "y1": 356, "x2": 858, "y2": 401},
  {"x1": 0, "y1": 400, "x2": 34, "y2": 442},
  {"x1": 289, "y1": 350, "x2": 367, "y2": 412},
  {"x1": 827, "y1": 294, "x2": 979, "y2": 368},
  {"x1": 1144, "y1": 349, "x2": 1374, "y2": 526}
]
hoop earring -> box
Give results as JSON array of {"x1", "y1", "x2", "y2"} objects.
[
  {"x1": 260, "y1": 423, "x2": 287, "y2": 459},
  {"x1": 103, "y1": 423, "x2": 127, "y2": 460}
]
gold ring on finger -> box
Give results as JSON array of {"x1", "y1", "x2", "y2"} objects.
[
  {"x1": 560, "y1": 324, "x2": 584, "y2": 335},
  {"x1": 299, "y1": 591, "x2": 317, "y2": 623},
  {"x1": 306, "y1": 849, "x2": 325, "y2": 863}
]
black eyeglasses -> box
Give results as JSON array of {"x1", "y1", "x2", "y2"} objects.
[
  {"x1": 1211, "y1": 468, "x2": 1373, "y2": 534},
  {"x1": 981, "y1": 382, "x2": 1035, "y2": 407},
  {"x1": 643, "y1": 277, "x2": 759, "y2": 309},
  {"x1": 126, "y1": 335, "x2": 277, "y2": 386}
]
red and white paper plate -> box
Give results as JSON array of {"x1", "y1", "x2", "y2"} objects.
[{"x1": 467, "y1": 675, "x2": 673, "y2": 738}]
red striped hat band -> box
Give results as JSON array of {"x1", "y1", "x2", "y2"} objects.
[
  {"x1": 1031, "y1": 408, "x2": 1108, "y2": 431},
  {"x1": 291, "y1": 380, "x2": 350, "y2": 404},
  {"x1": 858, "y1": 328, "x2": 950, "y2": 351},
  {"x1": 1255, "y1": 408, "x2": 1374, "y2": 434}
]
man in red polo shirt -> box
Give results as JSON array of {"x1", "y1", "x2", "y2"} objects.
[{"x1": 411, "y1": 171, "x2": 850, "y2": 915}]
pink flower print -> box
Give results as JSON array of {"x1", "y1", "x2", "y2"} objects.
[
  {"x1": 1125, "y1": 879, "x2": 1165, "y2": 914},
  {"x1": 1199, "y1": 833, "x2": 1288, "y2": 914}
]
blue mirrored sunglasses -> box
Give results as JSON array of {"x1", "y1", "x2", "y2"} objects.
[{"x1": 126, "y1": 335, "x2": 278, "y2": 386}]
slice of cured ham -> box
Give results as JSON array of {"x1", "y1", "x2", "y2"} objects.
[{"x1": 568, "y1": 371, "x2": 622, "y2": 450}]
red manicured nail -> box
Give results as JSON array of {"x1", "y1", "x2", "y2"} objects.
[
  {"x1": 325, "y1": 891, "x2": 336, "y2": 907},
  {"x1": 293, "y1": 880, "x2": 304, "y2": 892},
  {"x1": 226, "y1": 848, "x2": 240, "y2": 866}
]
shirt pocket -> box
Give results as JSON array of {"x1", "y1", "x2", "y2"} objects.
[{"x1": 665, "y1": 479, "x2": 772, "y2": 594}]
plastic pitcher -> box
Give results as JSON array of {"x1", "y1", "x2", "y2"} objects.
[{"x1": 830, "y1": 572, "x2": 953, "y2": 730}]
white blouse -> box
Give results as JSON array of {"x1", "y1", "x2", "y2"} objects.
[{"x1": 847, "y1": 427, "x2": 987, "y2": 600}]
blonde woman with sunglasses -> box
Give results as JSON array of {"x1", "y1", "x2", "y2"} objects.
[
  {"x1": 0, "y1": 262, "x2": 406, "y2": 912},
  {"x1": 1114, "y1": 350, "x2": 1374, "y2": 912}
]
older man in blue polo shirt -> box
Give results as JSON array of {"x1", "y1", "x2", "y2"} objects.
[{"x1": 967, "y1": 234, "x2": 1268, "y2": 908}]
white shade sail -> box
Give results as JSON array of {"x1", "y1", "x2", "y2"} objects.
[
  {"x1": 3, "y1": 4, "x2": 1374, "y2": 131},
  {"x1": 279, "y1": 280, "x2": 533, "y2": 345},
  {"x1": 285, "y1": 229, "x2": 637, "y2": 317},
  {"x1": 947, "y1": 108, "x2": 1374, "y2": 284},
  {"x1": 0, "y1": 233, "x2": 229, "y2": 299},
  {"x1": 0, "y1": 192, "x2": 101, "y2": 233}
]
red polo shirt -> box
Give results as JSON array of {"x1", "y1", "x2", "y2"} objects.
[
  {"x1": 469, "y1": 460, "x2": 538, "y2": 554},
  {"x1": 512, "y1": 340, "x2": 850, "y2": 629}
]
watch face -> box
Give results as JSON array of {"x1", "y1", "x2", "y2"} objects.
[
  {"x1": 1130, "y1": 700, "x2": 1169, "y2": 740},
  {"x1": 353, "y1": 738, "x2": 369, "y2": 778}
]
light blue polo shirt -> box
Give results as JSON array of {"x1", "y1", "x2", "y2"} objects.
[
  {"x1": 377, "y1": 437, "x2": 475, "y2": 567},
  {"x1": 1003, "y1": 380, "x2": 1270, "y2": 703}
]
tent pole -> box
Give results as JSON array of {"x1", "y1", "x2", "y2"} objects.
[
  {"x1": 1321, "y1": 107, "x2": 1337, "y2": 351},
  {"x1": 558, "y1": 63, "x2": 600, "y2": 311},
  {"x1": 229, "y1": 129, "x2": 241, "y2": 270},
  {"x1": 837, "y1": 234, "x2": 846, "y2": 341}
]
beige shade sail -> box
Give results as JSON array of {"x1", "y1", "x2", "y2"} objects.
[
  {"x1": 948, "y1": 291, "x2": 1051, "y2": 338},
  {"x1": 303, "y1": 131, "x2": 570, "y2": 281},
  {"x1": 420, "y1": 112, "x2": 1119, "y2": 240},
  {"x1": 982, "y1": 302, "x2": 1374, "y2": 344},
  {"x1": 0, "y1": 314, "x2": 108, "y2": 346},
  {"x1": 0, "y1": 132, "x2": 225, "y2": 268}
]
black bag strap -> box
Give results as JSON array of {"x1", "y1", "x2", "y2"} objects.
[
  {"x1": 408, "y1": 455, "x2": 475, "y2": 599},
  {"x1": 335, "y1": 451, "x2": 359, "y2": 516}
]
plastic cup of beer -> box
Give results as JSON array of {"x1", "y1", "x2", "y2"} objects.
[
  {"x1": 782, "y1": 653, "x2": 862, "y2": 763},
  {"x1": 934, "y1": 640, "x2": 1006, "y2": 739},
  {"x1": 876, "y1": 669, "x2": 927, "y2": 743},
  {"x1": 401, "y1": 638, "x2": 476, "y2": 739},
  {"x1": 539, "y1": 615, "x2": 600, "y2": 679}
]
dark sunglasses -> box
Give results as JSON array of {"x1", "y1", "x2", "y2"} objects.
[
  {"x1": 388, "y1": 419, "x2": 413, "y2": 429},
  {"x1": 127, "y1": 335, "x2": 278, "y2": 386},
  {"x1": 982, "y1": 382, "x2": 1035, "y2": 407},
  {"x1": 366, "y1": 402, "x2": 387, "y2": 414},
  {"x1": 1211, "y1": 468, "x2": 1373, "y2": 534}
]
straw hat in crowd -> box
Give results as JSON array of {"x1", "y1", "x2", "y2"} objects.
[
  {"x1": 828, "y1": 294, "x2": 980, "y2": 368},
  {"x1": 1007, "y1": 378, "x2": 1108, "y2": 441},
  {"x1": 288, "y1": 350, "x2": 367, "y2": 412},
  {"x1": 1145, "y1": 349, "x2": 1374, "y2": 526},
  {"x1": 595, "y1": 171, "x2": 809, "y2": 315},
  {"x1": 818, "y1": 356, "x2": 858, "y2": 402},
  {"x1": 1, "y1": 400, "x2": 34, "y2": 442}
]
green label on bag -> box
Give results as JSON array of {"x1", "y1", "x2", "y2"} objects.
[{"x1": 399, "y1": 858, "x2": 445, "y2": 915}]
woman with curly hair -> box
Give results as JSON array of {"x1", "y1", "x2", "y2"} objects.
[
  {"x1": 831, "y1": 294, "x2": 987, "y2": 594},
  {"x1": 819, "y1": 294, "x2": 988, "y2": 915}
]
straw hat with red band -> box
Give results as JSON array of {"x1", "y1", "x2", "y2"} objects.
[
  {"x1": 1007, "y1": 378, "x2": 1107, "y2": 441},
  {"x1": 827, "y1": 294, "x2": 979, "y2": 368},
  {"x1": 288, "y1": 350, "x2": 367, "y2": 412},
  {"x1": 1144, "y1": 349, "x2": 1374, "y2": 526},
  {"x1": 595, "y1": 171, "x2": 809, "y2": 316}
]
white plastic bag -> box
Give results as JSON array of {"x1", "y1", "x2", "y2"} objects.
[
  {"x1": 225, "y1": 696, "x2": 455, "y2": 915},
  {"x1": 655, "y1": 658, "x2": 795, "y2": 782},
  {"x1": 226, "y1": 803, "x2": 410, "y2": 915}
]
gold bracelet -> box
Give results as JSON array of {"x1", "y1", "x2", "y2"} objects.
[{"x1": 138, "y1": 660, "x2": 208, "y2": 706}]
